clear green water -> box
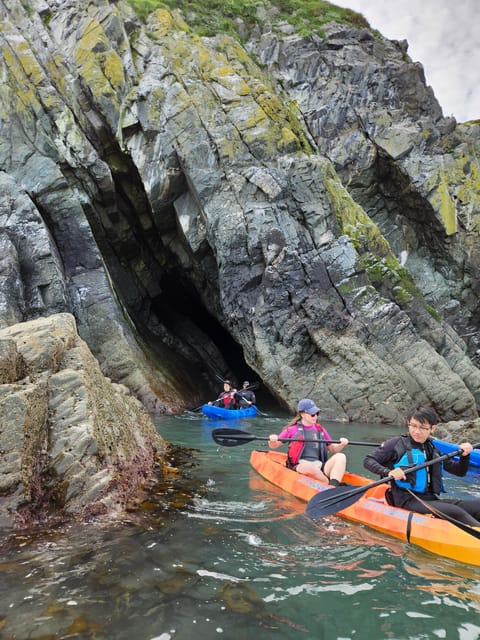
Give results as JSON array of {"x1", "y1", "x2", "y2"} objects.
[{"x1": 1, "y1": 413, "x2": 479, "y2": 639}]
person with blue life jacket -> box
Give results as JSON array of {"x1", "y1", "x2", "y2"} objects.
[
  {"x1": 268, "y1": 399, "x2": 349, "y2": 485},
  {"x1": 363, "y1": 407, "x2": 480, "y2": 526}
]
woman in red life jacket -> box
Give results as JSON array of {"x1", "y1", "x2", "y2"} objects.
[
  {"x1": 209, "y1": 380, "x2": 237, "y2": 409},
  {"x1": 268, "y1": 399, "x2": 349, "y2": 485}
]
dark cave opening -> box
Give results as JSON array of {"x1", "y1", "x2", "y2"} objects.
[
  {"x1": 152, "y1": 272, "x2": 280, "y2": 410},
  {"x1": 95, "y1": 144, "x2": 280, "y2": 410}
]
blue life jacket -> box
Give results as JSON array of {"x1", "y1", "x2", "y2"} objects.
[
  {"x1": 393, "y1": 447, "x2": 428, "y2": 492},
  {"x1": 392, "y1": 436, "x2": 444, "y2": 495}
]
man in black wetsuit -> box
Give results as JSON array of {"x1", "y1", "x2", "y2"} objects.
[
  {"x1": 363, "y1": 407, "x2": 480, "y2": 526},
  {"x1": 235, "y1": 381, "x2": 256, "y2": 408}
]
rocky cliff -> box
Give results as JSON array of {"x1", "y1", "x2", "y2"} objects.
[{"x1": 0, "y1": 0, "x2": 479, "y2": 423}]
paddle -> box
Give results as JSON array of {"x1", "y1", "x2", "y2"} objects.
[
  {"x1": 306, "y1": 444, "x2": 480, "y2": 521},
  {"x1": 186, "y1": 383, "x2": 260, "y2": 413},
  {"x1": 212, "y1": 427, "x2": 380, "y2": 448},
  {"x1": 186, "y1": 404, "x2": 205, "y2": 413},
  {"x1": 233, "y1": 390, "x2": 268, "y2": 416}
]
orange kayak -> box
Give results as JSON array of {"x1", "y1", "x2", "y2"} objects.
[{"x1": 250, "y1": 450, "x2": 480, "y2": 567}]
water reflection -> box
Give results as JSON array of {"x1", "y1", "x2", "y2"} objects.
[{"x1": 0, "y1": 414, "x2": 479, "y2": 639}]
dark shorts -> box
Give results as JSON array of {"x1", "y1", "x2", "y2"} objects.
[{"x1": 286, "y1": 458, "x2": 323, "y2": 471}]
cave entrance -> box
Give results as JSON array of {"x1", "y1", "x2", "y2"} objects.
[{"x1": 151, "y1": 271, "x2": 279, "y2": 410}]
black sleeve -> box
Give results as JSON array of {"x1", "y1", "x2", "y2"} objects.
[
  {"x1": 363, "y1": 438, "x2": 399, "y2": 478},
  {"x1": 443, "y1": 453, "x2": 470, "y2": 477}
]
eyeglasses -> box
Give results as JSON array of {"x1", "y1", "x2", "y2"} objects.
[
  {"x1": 408, "y1": 423, "x2": 432, "y2": 433},
  {"x1": 308, "y1": 412, "x2": 319, "y2": 417}
]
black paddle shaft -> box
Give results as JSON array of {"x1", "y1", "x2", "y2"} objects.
[
  {"x1": 306, "y1": 443, "x2": 480, "y2": 520},
  {"x1": 211, "y1": 427, "x2": 380, "y2": 448}
]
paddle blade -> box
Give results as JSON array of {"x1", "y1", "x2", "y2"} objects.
[
  {"x1": 306, "y1": 485, "x2": 366, "y2": 519},
  {"x1": 211, "y1": 428, "x2": 257, "y2": 447},
  {"x1": 185, "y1": 406, "x2": 203, "y2": 413}
]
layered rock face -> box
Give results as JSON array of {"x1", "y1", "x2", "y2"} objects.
[
  {"x1": 0, "y1": 313, "x2": 164, "y2": 527},
  {"x1": 0, "y1": 1, "x2": 479, "y2": 423}
]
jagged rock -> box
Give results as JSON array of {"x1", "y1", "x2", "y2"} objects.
[
  {"x1": 0, "y1": 313, "x2": 164, "y2": 528},
  {"x1": 0, "y1": 1, "x2": 479, "y2": 424}
]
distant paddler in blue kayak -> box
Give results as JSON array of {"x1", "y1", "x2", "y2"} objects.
[
  {"x1": 208, "y1": 380, "x2": 237, "y2": 410},
  {"x1": 235, "y1": 381, "x2": 256, "y2": 408}
]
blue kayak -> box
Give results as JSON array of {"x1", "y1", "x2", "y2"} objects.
[
  {"x1": 433, "y1": 438, "x2": 480, "y2": 468},
  {"x1": 201, "y1": 404, "x2": 258, "y2": 420}
]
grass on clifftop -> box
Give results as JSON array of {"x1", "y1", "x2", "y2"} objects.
[{"x1": 126, "y1": 0, "x2": 369, "y2": 40}]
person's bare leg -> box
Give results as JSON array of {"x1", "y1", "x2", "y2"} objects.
[
  {"x1": 296, "y1": 460, "x2": 328, "y2": 482},
  {"x1": 323, "y1": 453, "x2": 347, "y2": 484}
]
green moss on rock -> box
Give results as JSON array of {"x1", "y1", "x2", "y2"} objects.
[
  {"x1": 74, "y1": 19, "x2": 124, "y2": 103},
  {"x1": 324, "y1": 170, "x2": 390, "y2": 256},
  {"x1": 324, "y1": 166, "x2": 441, "y2": 320},
  {"x1": 127, "y1": 0, "x2": 370, "y2": 42},
  {"x1": 431, "y1": 171, "x2": 457, "y2": 235},
  {"x1": 140, "y1": 10, "x2": 313, "y2": 157},
  {"x1": 148, "y1": 7, "x2": 190, "y2": 36}
]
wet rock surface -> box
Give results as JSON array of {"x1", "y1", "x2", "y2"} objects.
[{"x1": 0, "y1": 314, "x2": 164, "y2": 528}]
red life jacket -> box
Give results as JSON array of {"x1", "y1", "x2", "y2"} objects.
[
  {"x1": 286, "y1": 424, "x2": 329, "y2": 468},
  {"x1": 219, "y1": 391, "x2": 235, "y2": 409}
]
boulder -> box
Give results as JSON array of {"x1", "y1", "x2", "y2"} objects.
[{"x1": 0, "y1": 314, "x2": 165, "y2": 528}]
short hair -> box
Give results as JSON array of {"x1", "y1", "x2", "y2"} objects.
[{"x1": 407, "y1": 407, "x2": 439, "y2": 426}]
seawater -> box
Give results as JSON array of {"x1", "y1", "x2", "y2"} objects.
[{"x1": 0, "y1": 413, "x2": 479, "y2": 640}]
